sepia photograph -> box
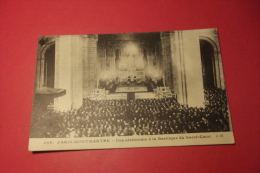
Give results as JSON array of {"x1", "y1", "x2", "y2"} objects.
[{"x1": 29, "y1": 28, "x2": 235, "y2": 151}]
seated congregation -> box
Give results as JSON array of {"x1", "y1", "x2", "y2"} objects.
[{"x1": 30, "y1": 89, "x2": 230, "y2": 138}]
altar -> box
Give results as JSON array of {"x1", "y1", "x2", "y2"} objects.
[
  {"x1": 117, "y1": 70, "x2": 145, "y2": 83},
  {"x1": 115, "y1": 86, "x2": 148, "y2": 93}
]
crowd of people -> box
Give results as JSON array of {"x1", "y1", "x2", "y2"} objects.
[{"x1": 30, "y1": 89, "x2": 230, "y2": 138}]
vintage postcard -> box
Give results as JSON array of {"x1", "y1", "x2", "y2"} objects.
[{"x1": 29, "y1": 28, "x2": 235, "y2": 151}]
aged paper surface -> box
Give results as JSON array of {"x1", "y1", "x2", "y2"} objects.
[{"x1": 29, "y1": 28, "x2": 234, "y2": 151}]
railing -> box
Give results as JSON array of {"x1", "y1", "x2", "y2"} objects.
[
  {"x1": 89, "y1": 89, "x2": 106, "y2": 100},
  {"x1": 155, "y1": 87, "x2": 175, "y2": 98}
]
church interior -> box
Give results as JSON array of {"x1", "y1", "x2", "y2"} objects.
[
  {"x1": 35, "y1": 28, "x2": 225, "y2": 111},
  {"x1": 30, "y1": 29, "x2": 231, "y2": 138}
]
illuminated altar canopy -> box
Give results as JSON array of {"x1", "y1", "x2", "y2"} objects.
[
  {"x1": 117, "y1": 42, "x2": 145, "y2": 82},
  {"x1": 97, "y1": 33, "x2": 162, "y2": 85}
]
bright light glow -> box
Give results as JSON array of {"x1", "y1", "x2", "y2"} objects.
[
  {"x1": 119, "y1": 56, "x2": 128, "y2": 70},
  {"x1": 99, "y1": 70, "x2": 117, "y2": 79},
  {"x1": 146, "y1": 67, "x2": 162, "y2": 79},
  {"x1": 125, "y1": 43, "x2": 138, "y2": 55},
  {"x1": 135, "y1": 55, "x2": 144, "y2": 69}
]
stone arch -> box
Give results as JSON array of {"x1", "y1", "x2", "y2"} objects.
[
  {"x1": 39, "y1": 42, "x2": 55, "y2": 88},
  {"x1": 199, "y1": 36, "x2": 224, "y2": 89}
]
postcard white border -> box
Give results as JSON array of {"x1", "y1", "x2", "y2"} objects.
[{"x1": 29, "y1": 132, "x2": 235, "y2": 151}]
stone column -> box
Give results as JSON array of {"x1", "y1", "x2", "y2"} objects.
[
  {"x1": 170, "y1": 31, "x2": 187, "y2": 105},
  {"x1": 83, "y1": 34, "x2": 98, "y2": 97},
  {"x1": 161, "y1": 30, "x2": 205, "y2": 108},
  {"x1": 160, "y1": 32, "x2": 174, "y2": 88},
  {"x1": 181, "y1": 30, "x2": 204, "y2": 107},
  {"x1": 71, "y1": 35, "x2": 83, "y2": 109},
  {"x1": 54, "y1": 35, "x2": 83, "y2": 111},
  {"x1": 171, "y1": 30, "x2": 205, "y2": 107}
]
